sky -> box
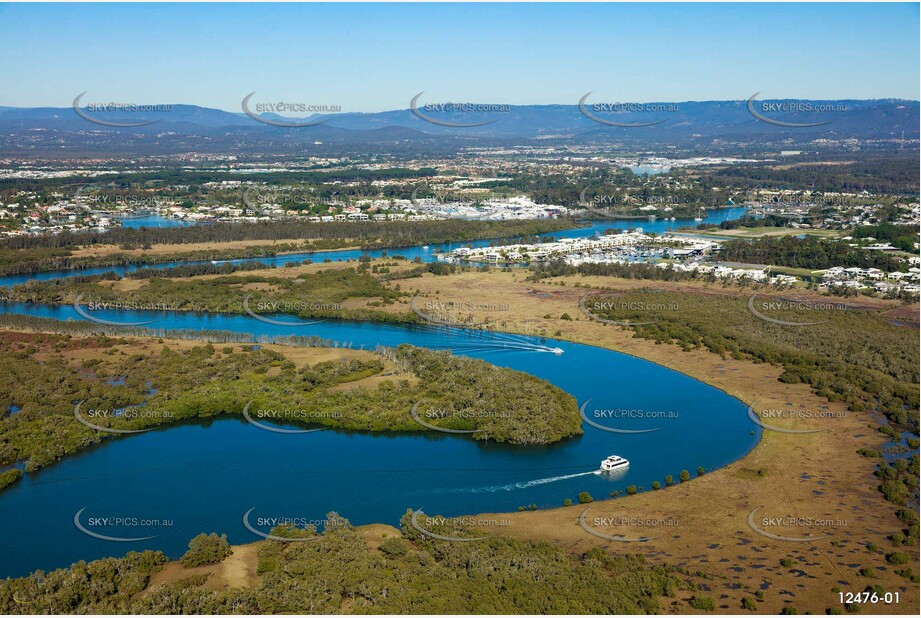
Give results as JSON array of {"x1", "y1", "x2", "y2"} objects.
[{"x1": 0, "y1": 2, "x2": 918, "y2": 112}]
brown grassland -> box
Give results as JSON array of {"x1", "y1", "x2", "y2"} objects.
[{"x1": 3, "y1": 258, "x2": 918, "y2": 614}]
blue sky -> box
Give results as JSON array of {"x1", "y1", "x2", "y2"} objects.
[{"x1": 1, "y1": 2, "x2": 918, "y2": 111}]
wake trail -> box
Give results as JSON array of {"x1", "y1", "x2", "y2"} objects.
[{"x1": 462, "y1": 470, "x2": 598, "y2": 493}]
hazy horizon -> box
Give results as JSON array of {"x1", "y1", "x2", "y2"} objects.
[{"x1": 1, "y1": 2, "x2": 918, "y2": 113}]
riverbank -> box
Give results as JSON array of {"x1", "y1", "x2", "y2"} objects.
[
  {"x1": 0, "y1": 262, "x2": 916, "y2": 614},
  {"x1": 372, "y1": 268, "x2": 918, "y2": 615}
]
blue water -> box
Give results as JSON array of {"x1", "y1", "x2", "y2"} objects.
[
  {"x1": 0, "y1": 207, "x2": 756, "y2": 577},
  {"x1": 0, "y1": 300, "x2": 760, "y2": 578},
  {"x1": 117, "y1": 215, "x2": 195, "y2": 229},
  {"x1": 0, "y1": 208, "x2": 749, "y2": 288},
  {"x1": 629, "y1": 165, "x2": 671, "y2": 175}
]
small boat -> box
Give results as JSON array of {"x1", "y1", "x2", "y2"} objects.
[{"x1": 598, "y1": 455, "x2": 629, "y2": 472}]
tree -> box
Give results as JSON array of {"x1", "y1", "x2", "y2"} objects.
[
  {"x1": 181, "y1": 533, "x2": 232, "y2": 567},
  {"x1": 578, "y1": 492, "x2": 593, "y2": 504}
]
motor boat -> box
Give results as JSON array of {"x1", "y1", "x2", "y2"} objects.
[{"x1": 598, "y1": 455, "x2": 630, "y2": 472}]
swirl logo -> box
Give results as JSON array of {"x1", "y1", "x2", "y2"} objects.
[
  {"x1": 578, "y1": 507, "x2": 657, "y2": 542},
  {"x1": 72, "y1": 93, "x2": 161, "y2": 128},
  {"x1": 746, "y1": 400, "x2": 825, "y2": 435},
  {"x1": 241, "y1": 92, "x2": 329, "y2": 127},
  {"x1": 409, "y1": 509, "x2": 488, "y2": 543},
  {"x1": 578, "y1": 93, "x2": 666, "y2": 127},
  {"x1": 746, "y1": 506, "x2": 834, "y2": 542},
  {"x1": 73, "y1": 507, "x2": 159, "y2": 542},
  {"x1": 746, "y1": 92, "x2": 832, "y2": 128},
  {"x1": 578, "y1": 292, "x2": 658, "y2": 327},
  {"x1": 410, "y1": 92, "x2": 501, "y2": 128},
  {"x1": 579, "y1": 400, "x2": 663, "y2": 434}
]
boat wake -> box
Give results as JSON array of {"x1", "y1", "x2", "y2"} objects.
[
  {"x1": 420, "y1": 326, "x2": 564, "y2": 355},
  {"x1": 465, "y1": 470, "x2": 597, "y2": 493}
]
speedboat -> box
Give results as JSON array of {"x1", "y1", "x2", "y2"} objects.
[{"x1": 598, "y1": 455, "x2": 629, "y2": 472}]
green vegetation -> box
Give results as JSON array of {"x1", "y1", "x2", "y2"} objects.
[
  {"x1": 853, "y1": 223, "x2": 919, "y2": 253},
  {"x1": 688, "y1": 596, "x2": 716, "y2": 611},
  {"x1": 0, "y1": 218, "x2": 580, "y2": 276},
  {"x1": 180, "y1": 533, "x2": 233, "y2": 567},
  {"x1": 0, "y1": 332, "x2": 580, "y2": 486},
  {"x1": 578, "y1": 492, "x2": 593, "y2": 504},
  {"x1": 580, "y1": 289, "x2": 918, "y2": 431},
  {"x1": 0, "y1": 512, "x2": 681, "y2": 614},
  {"x1": 885, "y1": 552, "x2": 909, "y2": 565},
  {"x1": 7, "y1": 266, "x2": 417, "y2": 325},
  {"x1": 718, "y1": 236, "x2": 907, "y2": 271},
  {"x1": 0, "y1": 468, "x2": 21, "y2": 490}
]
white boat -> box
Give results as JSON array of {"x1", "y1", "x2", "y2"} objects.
[{"x1": 598, "y1": 455, "x2": 629, "y2": 472}]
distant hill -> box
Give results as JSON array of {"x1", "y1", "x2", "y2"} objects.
[{"x1": 0, "y1": 99, "x2": 916, "y2": 155}]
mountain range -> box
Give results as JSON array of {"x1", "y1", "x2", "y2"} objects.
[{"x1": 0, "y1": 99, "x2": 916, "y2": 155}]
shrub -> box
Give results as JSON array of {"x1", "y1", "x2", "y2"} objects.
[
  {"x1": 578, "y1": 492, "x2": 593, "y2": 504},
  {"x1": 652, "y1": 481, "x2": 661, "y2": 490},
  {"x1": 689, "y1": 596, "x2": 715, "y2": 611},
  {"x1": 181, "y1": 533, "x2": 232, "y2": 567},
  {"x1": 563, "y1": 498, "x2": 572, "y2": 507},
  {"x1": 679, "y1": 470, "x2": 690, "y2": 483},
  {"x1": 780, "y1": 558, "x2": 794, "y2": 568},
  {"x1": 626, "y1": 485, "x2": 637, "y2": 495},
  {"x1": 886, "y1": 552, "x2": 909, "y2": 565},
  {"x1": 741, "y1": 597, "x2": 757, "y2": 611},
  {"x1": 0, "y1": 468, "x2": 23, "y2": 491}
]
